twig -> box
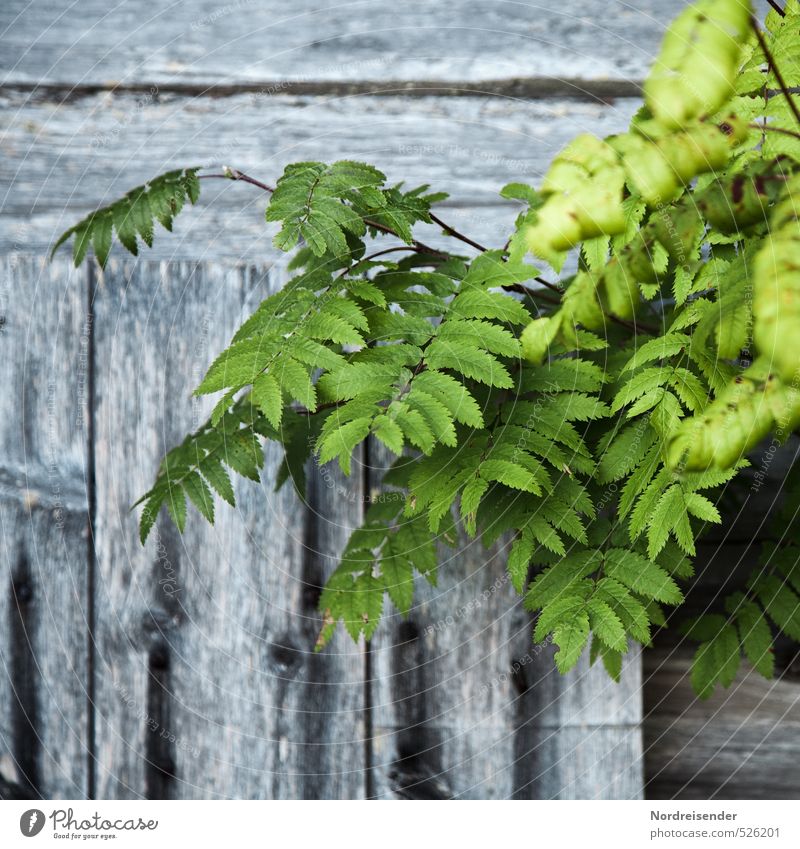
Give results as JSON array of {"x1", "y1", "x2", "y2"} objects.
[
  {"x1": 356, "y1": 245, "x2": 425, "y2": 263},
  {"x1": 503, "y1": 282, "x2": 561, "y2": 306},
  {"x1": 533, "y1": 276, "x2": 564, "y2": 294},
  {"x1": 609, "y1": 314, "x2": 660, "y2": 336},
  {"x1": 766, "y1": 0, "x2": 786, "y2": 17},
  {"x1": 203, "y1": 169, "x2": 454, "y2": 260},
  {"x1": 201, "y1": 168, "x2": 276, "y2": 193},
  {"x1": 335, "y1": 245, "x2": 426, "y2": 280},
  {"x1": 749, "y1": 122, "x2": 800, "y2": 142},
  {"x1": 504, "y1": 281, "x2": 659, "y2": 336},
  {"x1": 428, "y1": 212, "x2": 489, "y2": 252},
  {"x1": 294, "y1": 400, "x2": 342, "y2": 417},
  {"x1": 751, "y1": 16, "x2": 800, "y2": 128}
]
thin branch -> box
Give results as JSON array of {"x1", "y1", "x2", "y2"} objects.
[
  {"x1": 200, "y1": 167, "x2": 276, "y2": 193},
  {"x1": 504, "y1": 281, "x2": 659, "y2": 336},
  {"x1": 503, "y1": 282, "x2": 561, "y2": 305},
  {"x1": 428, "y1": 212, "x2": 489, "y2": 252},
  {"x1": 205, "y1": 169, "x2": 659, "y2": 336},
  {"x1": 749, "y1": 122, "x2": 800, "y2": 142},
  {"x1": 358, "y1": 245, "x2": 425, "y2": 262},
  {"x1": 430, "y1": 213, "x2": 574, "y2": 295},
  {"x1": 294, "y1": 400, "x2": 343, "y2": 417},
  {"x1": 533, "y1": 276, "x2": 564, "y2": 295},
  {"x1": 751, "y1": 16, "x2": 800, "y2": 128},
  {"x1": 609, "y1": 314, "x2": 660, "y2": 336},
  {"x1": 389, "y1": 235, "x2": 449, "y2": 260},
  {"x1": 766, "y1": 0, "x2": 786, "y2": 17},
  {"x1": 208, "y1": 168, "x2": 457, "y2": 260},
  {"x1": 335, "y1": 245, "x2": 427, "y2": 280}
]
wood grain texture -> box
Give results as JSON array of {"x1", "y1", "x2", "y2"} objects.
[
  {"x1": 367, "y1": 445, "x2": 643, "y2": 800},
  {"x1": 642, "y1": 527, "x2": 800, "y2": 801},
  {"x1": 0, "y1": 92, "x2": 639, "y2": 260},
  {"x1": 0, "y1": 255, "x2": 91, "y2": 798},
  {"x1": 644, "y1": 648, "x2": 800, "y2": 800},
  {"x1": 0, "y1": 1, "x2": 693, "y2": 87},
  {"x1": 91, "y1": 258, "x2": 367, "y2": 798},
  {"x1": 7, "y1": 0, "x2": 790, "y2": 800}
]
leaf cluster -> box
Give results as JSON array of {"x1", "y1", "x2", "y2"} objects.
[{"x1": 54, "y1": 0, "x2": 800, "y2": 697}]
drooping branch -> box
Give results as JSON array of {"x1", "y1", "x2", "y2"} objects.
[{"x1": 202, "y1": 168, "x2": 494, "y2": 261}]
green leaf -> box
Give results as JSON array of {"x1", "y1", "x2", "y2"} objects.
[
  {"x1": 521, "y1": 315, "x2": 562, "y2": 364},
  {"x1": 596, "y1": 422, "x2": 657, "y2": 484},
  {"x1": 727, "y1": 594, "x2": 774, "y2": 679},
  {"x1": 647, "y1": 484, "x2": 686, "y2": 559},
  {"x1": 318, "y1": 417, "x2": 372, "y2": 474},
  {"x1": 413, "y1": 370, "x2": 484, "y2": 428},
  {"x1": 381, "y1": 539, "x2": 415, "y2": 615},
  {"x1": 437, "y1": 318, "x2": 521, "y2": 358},
  {"x1": 507, "y1": 532, "x2": 534, "y2": 593},
  {"x1": 685, "y1": 492, "x2": 721, "y2": 524},
  {"x1": 595, "y1": 577, "x2": 652, "y2": 644},
  {"x1": 407, "y1": 389, "x2": 457, "y2": 447},
  {"x1": 139, "y1": 490, "x2": 166, "y2": 544},
  {"x1": 690, "y1": 623, "x2": 741, "y2": 699},
  {"x1": 622, "y1": 334, "x2": 691, "y2": 372},
  {"x1": 372, "y1": 416, "x2": 405, "y2": 455},
  {"x1": 480, "y1": 459, "x2": 542, "y2": 494},
  {"x1": 552, "y1": 612, "x2": 591, "y2": 673},
  {"x1": 200, "y1": 457, "x2": 236, "y2": 506},
  {"x1": 197, "y1": 344, "x2": 271, "y2": 395},
  {"x1": 320, "y1": 565, "x2": 384, "y2": 642},
  {"x1": 587, "y1": 597, "x2": 628, "y2": 652},
  {"x1": 251, "y1": 373, "x2": 283, "y2": 429},
  {"x1": 183, "y1": 471, "x2": 215, "y2": 523},
  {"x1": 604, "y1": 548, "x2": 683, "y2": 605},
  {"x1": 463, "y1": 250, "x2": 538, "y2": 289},
  {"x1": 426, "y1": 340, "x2": 513, "y2": 388},
  {"x1": 91, "y1": 212, "x2": 113, "y2": 268},
  {"x1": 451, "y1": 288, "x2": 530, "y2": 325},
  {"x1": 612, "y1": 367, "x2": 670, "y2": 412},
  {"x1": 753, "y1": 576, "x2": 800, "y2": 641},
  {"x1": 595, "y1": 639, "x2": 624, "y2": 681},
  {"x1": 394, "y1": 406, "x2": 436, "y2": 453},
  {"x1": 460, "y1": 476, "x2": 490, "y2": 538},
  {"x1": 669, "y1": 367, "x2": 708, "y2": 413},
  {"x1": 627, "y1": 465, "x2": 669, "y2": 536},
  {"x1": 53, "y1": 168, "x2": 201, "y2": 266},
  {"x1": 165, "y1": 484, "x2": 187, "y2": 533},
  {"x1": 277, "y1": 358, "x2": 317, "y2": 409},
  {"x1": 526, "y1": 551, "x2": 599, "y2": 610}
]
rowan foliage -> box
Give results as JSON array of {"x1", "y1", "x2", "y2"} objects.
[{"x1": 56, "y1": 0, "x2": 800, "y2": 698}]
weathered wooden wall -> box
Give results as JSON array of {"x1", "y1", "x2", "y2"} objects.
[{"x1": 1, "y1": 0, "x2": 796, "y2": 801}]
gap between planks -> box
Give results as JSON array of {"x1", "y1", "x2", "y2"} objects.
[{"x1": 1, "y1": 78, "x2": 642, "y2": 106}]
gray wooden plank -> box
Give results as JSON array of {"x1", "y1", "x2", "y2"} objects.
[
  {"x1": 368, "y1": 444, "x2": 643, "y2": 800},
  {"x1": 0, "y1": 254, "x2": 91, "y2": 798},
  {"x1": 369, "y1": 539, "x2": 644, "y2": 799},
  {"x1": 0, "y1": 93, "x2": 639, "y2": 260},
  {"x1": 644, "y1": 647, "x2": 800, "y2": 799},
  {"x1": 519, "y1": 726, "x2": 644, "y2": 799},
  {"x1": 513, "y1": 646, "x2": 643, "y2": 799},
  {"x1": 0, "y1": 1, "x2": 697, "y2": 87},
  {"x1": 92, "y1": 258, "x2": 366, "y2": 798},
  {"x1": 369, "y1": 531, "x2": 528, "y2": 799}
]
